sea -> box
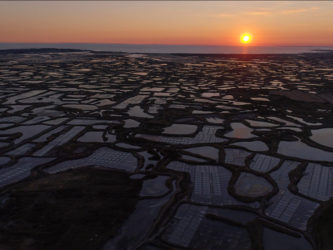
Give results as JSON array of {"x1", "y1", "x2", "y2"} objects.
[{"x1": 0, "y1": 43, "x2": 332, "y2": 54}]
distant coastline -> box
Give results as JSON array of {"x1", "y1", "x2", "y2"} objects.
[
  {"x1": 0, "y1": 43, "x2": 333, "y2": 55},
  {"x1": 0, "y1": 48, "x2": 89, "y2": 54}
]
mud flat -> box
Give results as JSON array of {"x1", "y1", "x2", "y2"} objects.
[{"x1": 0, "y1": 50, "x2": 332, "y2": 249}]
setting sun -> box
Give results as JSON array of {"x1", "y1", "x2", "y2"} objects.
[{"x1": 241, "y1": 33, "x2": 252, "y2": 44}]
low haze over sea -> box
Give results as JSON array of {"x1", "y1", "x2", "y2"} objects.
[{"x1": 0, "y1": 43, "x2": 332, "y2": 54}]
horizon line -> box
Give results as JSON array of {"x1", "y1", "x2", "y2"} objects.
[{"x1": 1, "y1": 42, "x2": 333, "y2": 47}]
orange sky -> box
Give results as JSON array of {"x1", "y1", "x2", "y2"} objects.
[{"x1": 0, "y1": 1, "x2": 332, "y2": 46}]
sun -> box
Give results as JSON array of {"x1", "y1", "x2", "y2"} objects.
[{"x1": 240, "y1": 33, "x2": 252, "y2": 44}]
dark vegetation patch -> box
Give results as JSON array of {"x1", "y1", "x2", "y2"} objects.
[
  {"x1": 0, "y1": 168, "x2": 142, "y2": 250},
  {"x1": 314, "y1": 199, "x2": 333, "y2": 250}
]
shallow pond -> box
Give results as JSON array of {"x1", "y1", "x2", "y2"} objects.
[
  {"x1": 127, "y1": 106, "x2": 153, "y2": 119},
  {"x1": 246, "y1": 119, "x2": 278, "y2": 128},
  {"x1": 123, "y1": 119, "x2": 140, "y2": 128},
  {"x1": 235, "y1": 173, "x2": 273, "y2": 198},
  {"x1": 232, "y1": 141, "x2": 268, "y2": 152},
  {"x1": 225, "y1": 123, "x2": 256, "y2": 139},
  {"x1": 278, "y1": 140, "x2": 333, "y2": 162},
  {"x1": 62, "y1": 104, "x2": 97, "y2": 111},
  {"x1": 263, "y1": 228, "x2": 312, "y2": 250},
  {"x1": 310, "y1": 128, "x2": 333, "y2": 148},
  {"x1": 140, "y1": 176, "x2": 170, "y2": 197},
  {"x1": 163, "y1": 124, "x2": 197, "y2": 135},
  {"x1": 185, "y1": 146, "x2": 219, "y2": 161}
]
